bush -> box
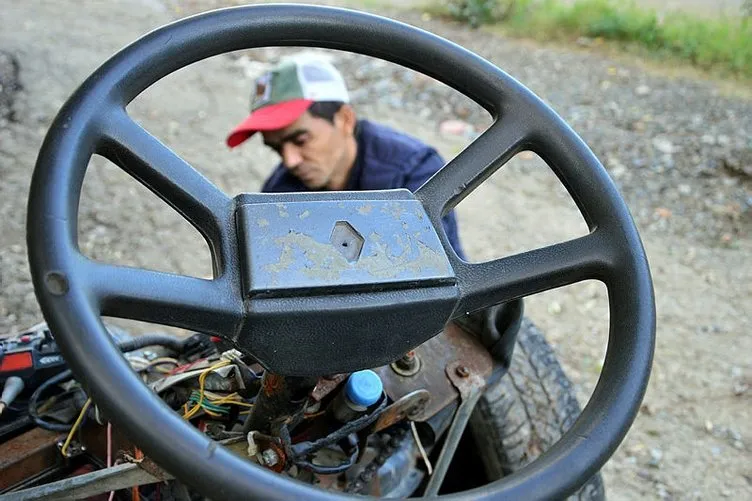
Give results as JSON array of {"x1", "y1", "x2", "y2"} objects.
[{"x1": 441, "y1": 0, "x2": 512, "y2": 27}]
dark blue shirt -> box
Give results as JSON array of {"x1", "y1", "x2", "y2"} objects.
[{"x1": 261, "y1": 120, "x2": 465, "y2": 258}]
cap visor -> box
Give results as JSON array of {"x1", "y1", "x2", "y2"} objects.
[{"x1": 226, "y1": 98, "x2": 313, "y2": 148}]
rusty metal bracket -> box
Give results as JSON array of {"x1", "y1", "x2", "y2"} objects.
[
  {"x1": 370, "y1": 389, "x2": 431, "y2": 434},
  {"x1": 375, "y1": 322, "x2": 493, "y2": 422},
  {"x1": 423, "y1": 361, "x2": 487, "y2": 497}
]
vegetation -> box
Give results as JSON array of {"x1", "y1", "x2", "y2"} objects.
[{"x1": 430, "y1": 0, "x2": 752, "y2": 78}]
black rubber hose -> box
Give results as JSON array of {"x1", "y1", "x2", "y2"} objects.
[
  {"x1": 29, "y1": 334, "x2": 190, "y2": 431},
  {"x1": 290, "y1": 396, "x2": 387, "y2": 459},
  {"x1": 114, "y1": 333, "x2": 189, "y2": 354}
]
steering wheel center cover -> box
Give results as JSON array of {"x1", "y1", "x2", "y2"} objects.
[{"x1": 27, "y1": 5, "x2": 655, "y2": 500}]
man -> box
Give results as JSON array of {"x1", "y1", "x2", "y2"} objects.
[{"x1": 226, "y1": 56, "x2": 465, "y2": 258}]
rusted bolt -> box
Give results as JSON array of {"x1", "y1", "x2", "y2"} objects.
[
  {"x1": 391, "y1": 351, "x2": 421, "y2": 377},
  {"x1": 455, "y1": 365, "x2": 470, "y2": 378},
  {"x1": 260, "y1": 448, "x2": 279, "y2": 467}
]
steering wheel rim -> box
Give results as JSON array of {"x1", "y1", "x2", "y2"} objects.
[{"x1": 27, "y1": 4, "x2": 655, "y2": 500}]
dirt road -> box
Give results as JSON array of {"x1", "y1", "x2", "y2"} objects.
[{"x1": 1, "y1": 1, "x2": 750, "y2": 499}]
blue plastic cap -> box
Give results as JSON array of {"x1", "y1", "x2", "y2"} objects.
[{"x1": 345, "y1": 370, "x2": 383, "y2": 407}]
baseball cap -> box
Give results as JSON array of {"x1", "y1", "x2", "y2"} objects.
[{"x1": 226, "y1": 57, "x2": 350, "y2": 148}]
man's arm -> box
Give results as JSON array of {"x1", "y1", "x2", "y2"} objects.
[{"x1": 403, "y1": 148, "x2": 467, "y2": 260}]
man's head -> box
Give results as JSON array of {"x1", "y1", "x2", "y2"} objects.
[{"x1": 226, "y1": 57, "x2": 358, "y2": 190}]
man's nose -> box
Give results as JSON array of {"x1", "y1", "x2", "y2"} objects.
[{"x1": 281, "y1": 144, "x2": 303, "y2": 169}]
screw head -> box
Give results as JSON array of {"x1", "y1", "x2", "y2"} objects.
[
  {"x1": 260, "y1": 448, "x2": 279, "y2": 467},
  {"x1": 455, "y1": 365, "x2": 470, "y2": 378}
]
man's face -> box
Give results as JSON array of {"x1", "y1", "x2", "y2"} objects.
[{"x1": 261, "y1": 108, "x2": 355, "y2": 190}]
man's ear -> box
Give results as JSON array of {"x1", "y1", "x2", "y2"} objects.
[{"x1": 335, "y1": 104, "x2": 357, "y2": 136}]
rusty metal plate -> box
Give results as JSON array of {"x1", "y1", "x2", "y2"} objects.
[
  {"x1": 373, "y1": 321, "x2": 494, "y2": 422},
  {"x1": 0, "y1": 427, "x2": 65, "y2": 491},
  {"x1": 370, "y1": 390, "x2": 430, "y2": 433}
]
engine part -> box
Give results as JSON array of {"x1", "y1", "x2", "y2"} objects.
[
  {"x1": 0, "y1": 377, "x2": 24, "y2": 416},
  {"x1": 333, "y1": 370, "x2": 383, "y2": 423},
  {"x1": 423, "y1": 362, "x2": 486, "y2": 496},
  {"x1": 374, "y1": 322, "x2": 493, "y2": 422},
  {"x1": 370, "y1": 390, "x2": 430, "y2": 434}
]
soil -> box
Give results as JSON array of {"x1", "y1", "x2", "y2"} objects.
[{"x1": 0, "y1": 0, "x2": 750, "y2": 500}]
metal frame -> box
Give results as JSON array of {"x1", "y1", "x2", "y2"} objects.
[{"x1": 26, "y1": 4, "x2": 655, "y2": 500}]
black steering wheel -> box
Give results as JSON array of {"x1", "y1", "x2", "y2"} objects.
[{"x1": 27, "y1": 5, "x2": 655, "y2": 500}]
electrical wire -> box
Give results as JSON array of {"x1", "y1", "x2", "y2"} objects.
[
  {"x1": 182, "y1": 359, "x2": 231, "y2": 420},
  {"x1": 60, "y1": 397, "x2": 92, "y2": 457},
  {"x1": 107, "y1": 422, "x2": 115, "y2": 501},
  {"x1": 411, "y1": 421, "x2": 433, "y2": 475}
]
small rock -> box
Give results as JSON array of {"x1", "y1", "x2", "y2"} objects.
[
  {"x1": 711, "y1": 446, "x2": 722, "y2": 457},
  {"x1": 653, "y1": 137, "x2": 676, "y2": 154},
  {"x1": 705, "y1": 420, "x2": 714, "y2": 433},
  {"x1": 547, "y1": 301, "x2": 562, "y2": 315},
  {"x1": 655, "y1": 207, "x2": 672, "y2": 219},
  {"x1": 576, "y1": 36, "x2": 594, "y2": 47},
  {"x1": 731, "y1": 367, "x2": 742, "y2": 378},
  {"x1": 678, "y1": 184, "x2": 692, "y2": 195},
  {"x1": 732, "y1": 440, "x2": 744, "y2": 450},
  {"x1": 635, "y1": 84, "x2": 651, "y2": 96},
  {"x1": 648, "y1": 448, "x2": 663, "y2": 467},
  {"x1": 438, "y1": 119, "x2": 475, "y2": 139},
  {"x1": 733, "y1": 381, "x2": 749, "y2": 396},
  {"x1": 717, "y1": 134, "x2": 731, "y2": 146},
  {"x1": 721, "y1": 487, "x2": 731, "y2": 497},
  {"x1": 701, "y1": 134, "x2": 716, "y2": 145}
]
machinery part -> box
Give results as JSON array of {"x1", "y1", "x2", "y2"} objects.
[
  {"x1": 242, "y1": 373, "x2": 316, "y2": 435},
  {"x1": 0, "y1": 427, "x2": 65, "y2": 492},
  {"x1": 0, "y1": 377, "x2": 24, "y2": 415},
  {"x1": 376, "y1": 322, "x2": 494, "y2": 423},
  {"x1": 345, "y1": 426, "x2": 412, "y2": 495},
  {"x1": 454, "y1": 299, "x2": 524, "y2": 371},
  {"x1": 26, "y1": 4, "x2": 655, "y2": 500},
  {"x1": 333, "y1": 370, "x2": 384, "y2": 423},
  {"x1": 0, "y1": 461, "x2": 173, "y2": 501},
  {"x1": 370, "y1": 389, "x2": 431, "y2": 434},
  {"x1": 423, "y1": 365, "x2": 486, "y2": 496},
  {"x1": 390, "y1": 351, "x2": 421, "y2": 377},
  {"x1": 469, "y1": 319, "x2": 606, "y2": 500},
  {"x1": 260, "y1": 448, "x2": 280, "y2": 467}
]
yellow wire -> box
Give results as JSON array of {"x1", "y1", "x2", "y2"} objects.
[
  {"x1": 61, "y1": 398, "x2": 92, "y2": 457},
  {"x1": 182, "y1": 360, "x2": 230, "y2": 420}
]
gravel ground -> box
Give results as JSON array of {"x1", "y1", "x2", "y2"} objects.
[{"x1": 1, "y1": 0, "x2": 750, "y2": 499}]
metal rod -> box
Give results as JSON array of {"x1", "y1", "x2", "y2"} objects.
[
  {"x1": 242, "y1": 373, "x2": 316, "y2": 435},
  {"x1": 0, "y1": 462, "x2": 172, "y2": 501},
  {"x1": 423, "y1": 386, "x2": 483, "y2": 497}
]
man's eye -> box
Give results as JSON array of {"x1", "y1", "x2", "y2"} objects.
[{"x1": 292, "y1": 136, "x2": 308, "y2": 147}]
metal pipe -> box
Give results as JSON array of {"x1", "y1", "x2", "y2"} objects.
[{"x1": 423, "y1": 386, "x2": 483, "y2": 496}]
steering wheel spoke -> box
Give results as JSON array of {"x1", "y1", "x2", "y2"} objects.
[
  {"x1": 454, "y1": 231, "x2": 611, "y2": 315},
  {"x1": 415, "y1": 116, "x2": 529, "y2": 221},
  {"x1": 97, "y1": 109, "x2": 232, "y2": 244},
  {"x1": 83, "y1": 259, "x2": 243, "y2": 337}
]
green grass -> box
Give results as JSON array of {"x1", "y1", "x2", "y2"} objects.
[{"x1": 427, "y1": 0, "x2": 752, "y2": 79}]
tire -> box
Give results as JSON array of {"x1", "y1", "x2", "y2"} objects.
[{"x1": 468, "y1": 318, "x2": 606, "y2": 501}]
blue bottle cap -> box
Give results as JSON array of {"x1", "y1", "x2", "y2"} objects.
[{"x1": 345, "y1": 370, "x2": 383, "y2": 407}]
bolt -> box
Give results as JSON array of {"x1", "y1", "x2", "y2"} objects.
[
  {"x1": 260, "y1": 448, "x2": 279, "y2": 467},
  {"x1": 396, "y1": 351, "x2": 416, "y2": 370},
  {"x1": 455, "y1": 365, "x2": 470, "y2": 378}
]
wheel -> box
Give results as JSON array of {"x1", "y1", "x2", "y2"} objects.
[
  {"x1": 27, "y1": 4, "x2": 655, "y2": 499},
  {"x1": 470, "y1": 319, "x2": 606, "y2": 501}
]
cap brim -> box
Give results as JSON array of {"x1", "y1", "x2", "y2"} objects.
[{"x1": 226, "y1": 98, "x2": 314, "y2": 148}]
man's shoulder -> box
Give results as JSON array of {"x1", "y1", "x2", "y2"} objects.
[
  {"x1": 262, "y1": 164, "x2": 305, "y2": 192},
  {"x1": 358, "y1": 120, "x2": 439, "y2": 169}
]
